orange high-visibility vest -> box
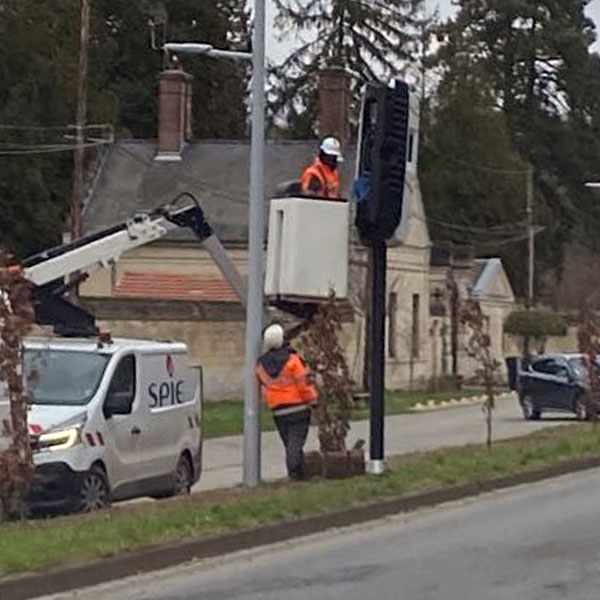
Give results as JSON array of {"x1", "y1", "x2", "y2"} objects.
[
  {"x1": 256, "y1": 352, "x2": 318, "y2": 411},
  {"x1": 300, "y1": 158, "x2": 340, "y2": 199}
]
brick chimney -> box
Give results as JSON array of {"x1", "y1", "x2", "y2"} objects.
[
  {"x1": 156, "y1": 60, "x2": 193, "y2": 161},
  {"x1": 318, "y1": 68, "x2": 351, "y2": 146}
]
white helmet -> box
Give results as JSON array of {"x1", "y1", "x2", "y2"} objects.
[
  {"x1": 320, "y1": 136, "x2": 344, "y2": 162},
  {"x1": 263, "y1": 324, "x2": 284, "y2": 351}
]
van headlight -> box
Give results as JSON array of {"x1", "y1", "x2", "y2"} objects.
[{"x1": 38, "y1": 427, "x2": 82, "y2": 451}]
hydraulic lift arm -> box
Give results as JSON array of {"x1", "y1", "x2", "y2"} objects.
[{"x1": 21, "y1": 196, "x2": 248, "y2": 337}]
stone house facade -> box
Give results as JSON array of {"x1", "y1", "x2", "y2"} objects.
[{"x1": 78, "y1": 66, "x2": 516, "y2": 398}]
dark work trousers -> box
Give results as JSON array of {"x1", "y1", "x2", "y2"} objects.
[{"x1": 273, "y1": 408, "x2": 311, "y2": 480}]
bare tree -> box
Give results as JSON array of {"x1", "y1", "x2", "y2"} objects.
[
  {"x1": 460, "y1": 299, "x2": 501, "y2": 449},
  {"x1": 301, "y1": 293, "x2": 354, "y2": 453},
  {"x1": 576, "y1": 303, "x2": 600, "y2": 422},
  {"x1": 0, "y1": 255, "x2": 34, "y2": 519}
]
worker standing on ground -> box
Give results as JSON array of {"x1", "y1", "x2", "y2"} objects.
[
  {"x1": 300, "y1": 136, "x2": 344, "y2": 199},
  {"x1": 256, "y1": 324, "x2": 318, "y2": 480}
]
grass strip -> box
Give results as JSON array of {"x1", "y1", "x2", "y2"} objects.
[
  {"x1": 2, "y1": 423, "x2": 600, "y2": 576},
  {"x1": 203, "y1": 389, "x2": 483, "y2": 439}
]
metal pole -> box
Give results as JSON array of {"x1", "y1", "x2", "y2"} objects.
[
  {"x1": 242, "y1": 0, "x2": 266, "y2": 486},
  {"x1": 526, "y1": 165, "x2": 534, "y2": 307},
  {"x1": 201, "y1": 235, "x2": 248, "y2": 307},
  {"x1": 450, "y1": 272, "x2": 458, "y2": 377},
  {"x1": 367, "y1": 239, "x2": 386, "y2": 475},
  {"x1": 71, "y1": 0, "x2": 90, "y2": 241}
]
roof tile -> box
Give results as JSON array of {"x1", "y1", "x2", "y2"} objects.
[{"x1": 114, "y1": 272, "x2": 239, "y2": 303}]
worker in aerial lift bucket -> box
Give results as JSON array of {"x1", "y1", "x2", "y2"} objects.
[
  {"x1": 300, "y1": 136, "x2": 344, "y2": 200},
  {"x1": 256, "y1": 324, "x2": 318, "y2": 480}
]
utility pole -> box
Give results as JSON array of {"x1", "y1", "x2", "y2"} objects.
[
  {"x1": 242, "y1": 0, "x2": 266, "y2": 486},
  {"x1": 70, "y1": 0, "x2": 90, "y2": 242},
  {"x1": 526, "y1": 165, "x2": 534, "y2": 307}
]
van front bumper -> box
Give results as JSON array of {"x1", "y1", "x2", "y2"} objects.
[{"x1": 27, "y1": 462, "x2": 83, "y2": 512}]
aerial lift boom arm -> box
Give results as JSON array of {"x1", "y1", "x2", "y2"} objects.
[{"x1": 21, "y1": 196, "x2": 248, "y2": 336}]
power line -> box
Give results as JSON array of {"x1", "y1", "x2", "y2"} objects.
[
  {"x1": 426, "y1": 142, "x2": 529, "y2": 175},
  {"x1": 475, "y1": 226, "x2": 546, "y2": 249},
  {"x1": 445, "y1": 155, "x2": 529, "y2": 175},
  {"x1": 0, "y1": 140, "x2": 112, "y2": 156},
  {"x1": 426, "y1": 216, "x2": 528, "y2": 234},
  {"x1": 0, "y1": 123, "x2": 111, "y2": 132},
  {"x1": 414, "y1": 214, "x2": 530, "y2": 239}
]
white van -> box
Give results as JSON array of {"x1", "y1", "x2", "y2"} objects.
[{"x1": 18, "y1": 337, "x2": 202, "y2": 514}]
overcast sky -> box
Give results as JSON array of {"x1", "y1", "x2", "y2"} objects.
[{"x1": 265, "y1": 0, "x2": 600, "y2": 63}]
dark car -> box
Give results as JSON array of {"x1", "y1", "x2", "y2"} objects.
[{"x1": 517, "y1": 353, "x2": 600, "y2": 421}]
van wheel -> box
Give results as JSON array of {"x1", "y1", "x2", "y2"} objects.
[
  {"x1": 173, "y1": 455, "x2": 193, "y2": 496},
  {"x1": 77, "y1": 466, "x2": 111, "y2": 513},
  {"x1": 152, "y1": 455, "x2": 193, "y2": 500}
]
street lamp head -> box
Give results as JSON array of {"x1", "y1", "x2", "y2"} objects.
[
  {"x1": 163, "y1": 41, "x2": 252, "y2": 62},
  {"x1": 164, "y1": 42, "x2": 214, "y2": 55},
  {"x1": 584, "y1": 182, "x2": 600, "y2": 188}
]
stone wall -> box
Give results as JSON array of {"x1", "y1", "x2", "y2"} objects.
[
  {"x1": 84, "y1": 298, "x2": 360, "y2": 400},
  {"x1": 82, "y1": 240, "x2": 435, "y2": 395}
]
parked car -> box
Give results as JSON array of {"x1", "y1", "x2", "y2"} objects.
[
  {"x1": 18, "y1": 337, "x2": 203, "y2": 516},
  {"x1": 518, "y1": 353, "x2": 600, "y2": 421}
]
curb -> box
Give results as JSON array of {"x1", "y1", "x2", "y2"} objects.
[
  {"x1": 2, "y1": 454, "x2": 600, "y2": 600},
  {"x1": 411, "y1": 391, "x2": 517, "y2": 412}
]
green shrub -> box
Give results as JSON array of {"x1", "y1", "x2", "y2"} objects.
[{"x1": 504, "y1": 310, "x2": 568, "y2": 337}]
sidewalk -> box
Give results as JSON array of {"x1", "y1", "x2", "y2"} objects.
[{"x1": 194, "y1": 392, "x2": 562, "y2": 491}]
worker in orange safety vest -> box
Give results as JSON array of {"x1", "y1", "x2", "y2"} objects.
[
  {"x1": 256, "y1": 324, "x2": 318, "y2": 480},
  {"x1": 300, "y1": 136, "x2": 344, "y2": 200}
]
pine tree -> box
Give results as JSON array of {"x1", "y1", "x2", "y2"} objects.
[
  {"x1": 90, "y1": 0, "x2": 249, "y2": 139},
  {"x1": 421, "y1": 0, "x2": 600, "y2": 303},
  {"x1": 0, "y1": 0, "x2": 249, "y2": 257},
  {"x1": 270, "y1": 0, "x2": 426, "y2": 136},
  {"x1": 0, "y1": 0, "x2": 78, "y2": 256},
  {"x1": 420, "y1": 32, "x2": 534, "y2": 295}
]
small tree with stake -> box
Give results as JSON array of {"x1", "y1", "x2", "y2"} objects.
[
  {"x1": 0, "y1": 254, "x2": 34, "y2": 520},
  {"x1": 300, "y1": 292, "x2": 364, "y2": 477},
  {"x1": 576, "y1": 304, "x2": 600, "y2": 422},
  {"x1": 460, "y1": 298, "x2": 501, "y2": 449}
]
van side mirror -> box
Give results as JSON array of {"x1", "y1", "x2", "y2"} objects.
[
  {"x1": 103, "y1": 395, "x2": 116, "y2": 419},
  {"x1": 103, "y1": 391, "x2": 133, "y2": 419},
  {"x1": 103, "y1": 408, "x2": 112, "y2": 419}
]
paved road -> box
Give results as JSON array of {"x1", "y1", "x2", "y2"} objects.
[
  {"x1": 196, "y1": 393, "x2": 570, "y2": 491},
  {"x1": 45, "y1": 467, "x2": 600, "y2": 600}
]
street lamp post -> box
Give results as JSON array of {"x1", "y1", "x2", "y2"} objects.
[
  {"x1": 164, "y1": 0, "x2": 266, "y2": 487},
  {"x1": 243, "y1": 0, "x2": 266, "y2": 487}
]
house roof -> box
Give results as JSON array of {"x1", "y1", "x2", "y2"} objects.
[
  {"x1": 471, "y1": 260, "x2": 487, "y2": 291},
  {"x1": 113, "y1": 272, "x2": 238, "y2": 303},
  {"x1": 84, "y1": 140, "x2": 357, "y2": 243},
  {"x1": 471, "y1": 257, "x2": 515, "y2": 303}
]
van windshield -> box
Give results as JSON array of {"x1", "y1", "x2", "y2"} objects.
[{"x1": 24, "y1": 350, "x2": 110, "y2": 406}]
